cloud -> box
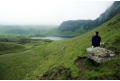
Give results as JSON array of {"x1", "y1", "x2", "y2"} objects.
[{"x1": 0, "y1": 0, "x2": 113, "y2": 25}]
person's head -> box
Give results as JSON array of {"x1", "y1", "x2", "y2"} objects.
[{"x1": 95, "y1": 31, "x2": 99, "y2": 36}]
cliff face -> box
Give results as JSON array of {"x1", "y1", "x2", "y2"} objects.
[
  {"x1": 59, "y1": 1, "x2": 120, "y2": 34},
  {"x1": 59, "y1": 20, "x2": 94, "y2": 32},
  {"x1": 96, "y1": 1, "x2": 120, "y2": 25}
]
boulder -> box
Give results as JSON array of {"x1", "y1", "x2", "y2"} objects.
[{"x1": 86, "y1": 47, "x2": 116, "y2": 63}]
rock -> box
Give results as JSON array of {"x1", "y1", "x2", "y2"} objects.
[
  {"x1": 110, "y1": 54, "x2": 115, "y2": 57},
  {"x1": 86, "y1": 47, "x2": 116, "y2": 64}
]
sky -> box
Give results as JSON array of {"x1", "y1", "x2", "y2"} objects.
[{"x1": 0, "y1": 0, "x2": 114, "y2": 25}]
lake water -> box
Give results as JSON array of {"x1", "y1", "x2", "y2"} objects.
[{"x1": 31, "y1": 36, "x2": 71, "y2": 40}]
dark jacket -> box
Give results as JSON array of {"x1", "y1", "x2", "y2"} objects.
[{"x1": 92, "y1": 35, "x2": 101, "y2": 47}]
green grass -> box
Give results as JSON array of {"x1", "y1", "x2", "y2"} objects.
[
  {"x1": 0, "y1": 14, "x2": 120, "y2": 80},
  {"x1": 0, "y1": 42, "x2": 25, "y2": 54}
]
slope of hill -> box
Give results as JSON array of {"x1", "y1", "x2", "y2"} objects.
[
  {"x1": 59, "y1": 1, "x2": 120, "y2": 36},
  {"x1": 0, "y1": 14, "x2": 120, "y2": 80}
]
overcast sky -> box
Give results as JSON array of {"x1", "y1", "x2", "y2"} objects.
[{"x1": 0, "y1": 0, "x2": 113, "y2": 25}]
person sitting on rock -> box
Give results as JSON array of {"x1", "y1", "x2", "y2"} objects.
[{"x1": 92, "y1": 31, "x2": 101, "y2": 48}]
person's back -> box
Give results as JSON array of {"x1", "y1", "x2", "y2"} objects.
[{"x1": 92, "y1": 31, "x2": 101, "y2": 47}]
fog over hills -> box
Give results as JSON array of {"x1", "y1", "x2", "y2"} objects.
[
  {"x1": 59, "y1": 1, "x2": 120, "y2": 36},
  {"x1": 0, "y1": 0, "x2": 113, "y2": 25}
]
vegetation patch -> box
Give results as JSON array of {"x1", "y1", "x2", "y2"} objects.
[{"x1": 0, "y1": 42, "x2": 25, "y2": 54}]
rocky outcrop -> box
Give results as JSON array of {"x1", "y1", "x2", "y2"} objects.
[{"x1": 86, "y1": 47, "x2": 116, "y2": 64}]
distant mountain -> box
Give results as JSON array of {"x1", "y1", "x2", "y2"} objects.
[
  {"x1": 59, "y1": 1, "x2": 120, "y2": 36},
  {"x1": 95, "y1": 1, "x2": 120, "y2": 25}
]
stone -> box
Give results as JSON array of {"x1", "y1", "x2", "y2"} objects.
[
  {"x1": 86, "y1": 47, "x2": 116, "y2": 63},
  {"x1": 110, "y1": 54, "x2": 115, "y2": 57}
]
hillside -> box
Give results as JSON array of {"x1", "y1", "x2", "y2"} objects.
[
  {"x1": 59, "y1": 1, "x2": 120, "y2": 36},
  {"x1": 0, "y1": 25, "x2": 58, "y2": 36},
  {"x1": 0, "y1": 14, "x2": 120, "y2": 80}
]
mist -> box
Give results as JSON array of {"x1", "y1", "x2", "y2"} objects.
[{"x1": 0, "y1": 0, "x2": 113, "y2": 25}]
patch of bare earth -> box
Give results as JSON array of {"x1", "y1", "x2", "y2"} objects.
[
  {"x1": 74, "y1": 57, "x2": 96, "y2": 79},
  {"x1": 75, "y1": 57, "x2": 89, "y2": 71},
  {"x1": 75, "y1": 57, "x2": 97, "y2": 72},
  {"x1": 39, "y1": 66, "x2": 73, "y2": 80}
]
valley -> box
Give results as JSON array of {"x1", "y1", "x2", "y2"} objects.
[
  {"x1": 0, "y1": 1, "x2": 120, "y2": 80},
  {"x1": 0, "y1": 13, "x2": 120, "y2": 79}
]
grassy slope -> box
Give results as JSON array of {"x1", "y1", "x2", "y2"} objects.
[
  {"x1": 0, "y1": 14, "x2": 120, "y2": 80},
  {"x1": 0, "y1": 42, "x2": 25, "y2": 54}
]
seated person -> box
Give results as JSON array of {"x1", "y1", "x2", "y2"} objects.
[{"x1": 92, "y1": 31, "x2": 101, "y2": 48}]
